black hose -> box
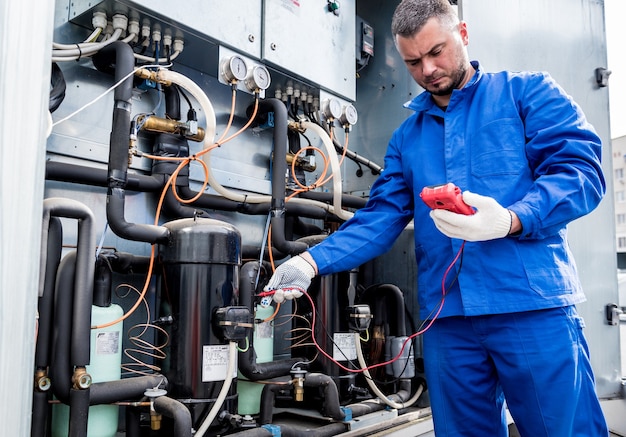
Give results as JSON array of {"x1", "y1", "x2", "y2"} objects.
[
  {"x1": 45, "y1": 160, "x2": 341, "y2": 223},
  {"x1": 31, "y1": 390, "x2": 50, "y2": 437},
  {"x1": 298, "y1": 190, "x2": 368, "y2": 209},
  {"x1": 51, "y1": 250, "x2": 167, "y2": 407},
  {"x1": 36, "y1": 216, "x2": 62, "y2": 367},
  {"x1": 153, "y1": 396, "x2": 193, "y2": 437},
  {"x1": 225, "y1": 428, "x2": 274, "y2": 437},
  {"x1": 303, "y1": 373, "x2": 345, "y2": 420},
  {"x1": 125, "y1": 406, "x2": 142, "y2": 437},
  {"x1": 162, "y1": 187, "x2": 207, "y2": 220},
  {"x1": 50, "y1": 62, "x2": 67, "y2": 113},
  {"x1": 259, "y1": 382, "x2": 289, "y2": 424},
  {"x1": 106, "y1": 250, "x2": 151, "y2": 274},
  {"x1": 164, "y1": 84, "x2": 181, "y2": 120},
  {"x1": 259, "y1": 373, "x2": 344, "y2": 424},
  {"x1": 93, "y1": 254, "x2": 113, "y2": 308},
  {"x1": 46, "y1": 161, "x2": 165, "y2": 192},
  {"x1": 362, "y1": 283, "x2": 407, "y2": 337},
  {"x1": 258, "y1": 98, "x2": 308, "y2": 256},
  {"x1": 89, "y1": 375, "x2": 168, "y2": 405},
  {"x1": 68, "y1": 388, "x2": 90, "y2": 437},
  {"x1": 238, "y1": 262, "x2": 304, "y2": 380},
  {"x1": 94, "y1": 41, "x2": 169, "y2": 244},
  {"x1": 50, "y1": 252, "x2": 76, "y2": 404},
  {"x1": 280, "y1": 423, "x2": 348, "y2": 437},
  {"x1": 42, "y1": 198, "x2": 96, "y2": 367}
]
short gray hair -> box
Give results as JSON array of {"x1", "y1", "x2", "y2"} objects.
[{"x1": 391, "y1": 0, "x2": 458, "y2": 38}]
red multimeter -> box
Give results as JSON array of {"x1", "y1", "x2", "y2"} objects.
[{"x1": 420, "y1": 183, "x2": 475, "y2": 215}]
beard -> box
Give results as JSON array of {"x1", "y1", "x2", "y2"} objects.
[{"x1": 426, "y1": 61, "x2": 468, "y2": 96}]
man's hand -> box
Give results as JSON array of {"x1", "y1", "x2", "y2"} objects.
[
  {"x1": 265, "y1": 254, "x2": 317, "y2": 303},
  {"x1": 430, "y1": 191, "x2": 512, "y2": 241}
]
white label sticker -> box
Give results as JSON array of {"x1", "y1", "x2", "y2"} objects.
[
  {"x1": 280, "y1": 0, "x2": 301, "y2": 15},
  {"x1": 332, "y1": 332, "x2": 357, "y2": 361},
  {"x1": 95, "y1": 331, "x2": 120, "y2": 355},
  {"x1": 202, "y1": 345, "x2": 237, "y2": 382}
]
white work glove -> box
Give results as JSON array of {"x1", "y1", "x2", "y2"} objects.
[
  {"x1": 264, "y1": 255, "x2": 316, "y2": 303},
  {"x1": 430, "y1": 191, "x2": 512, "y2": 242}
]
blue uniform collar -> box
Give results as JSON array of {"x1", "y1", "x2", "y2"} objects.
[{"x1": 404, "y1": 60, "x2": 482, "y2": 113}]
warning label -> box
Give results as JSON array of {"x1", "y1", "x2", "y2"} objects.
[{"x1": 95, "y1": 331, "x2": 120, "y2": 355}]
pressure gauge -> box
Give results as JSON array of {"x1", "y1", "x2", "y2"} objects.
[
  {"x1": 322, "y1": 98, "x2": 342, "y2": 120},
  {"x1": 245, "y1": 65, "x2": 271, "y2": 92},
  {"x1": 220, "y1": 55, "x2": 248, "y2": 82},
  {"x1": 339, "y1": 104, "x2": 358, "y2": 126}
]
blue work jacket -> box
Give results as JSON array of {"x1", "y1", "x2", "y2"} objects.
[{"x1": 308, "y1": 62, "x2": 605, "y2": 319}]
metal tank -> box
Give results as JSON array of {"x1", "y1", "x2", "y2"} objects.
[{"x1": 157, "y1": 217, "x2": 241, "y2": 431}]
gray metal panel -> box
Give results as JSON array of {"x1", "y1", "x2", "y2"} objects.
[
  {"x1": 69, "y1": 0, "x2": 263, "y2": 58},
  {"x1": 338, "y1": 1, "x2": 419, "y2": 196},
  {"x1": 262, "y1": 0, "x2": 356, "y2": 101},
  {"x1": 459, "y1": 0, "x2": 620, "y2": 398}
]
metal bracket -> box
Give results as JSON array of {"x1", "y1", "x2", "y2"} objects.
[{"x1": 605, "y1": 303, "x2": 623, "y2": 326}]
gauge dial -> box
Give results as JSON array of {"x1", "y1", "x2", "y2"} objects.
[
  {"x1": 340, "y1": 104, "x2": 358, "y2": 126},
  {"x1": 322, "y1": 98, "x2": 343, "y2": 119},
  {"x1": 245, "y1": 65, "x2": 271, "y2": 91},
  {"x1": 221, "y1": 55, "x2": 248, "y2": 82}
]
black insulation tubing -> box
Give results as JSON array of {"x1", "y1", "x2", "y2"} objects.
[
  {"x1": 93, "y1": 41, "x2": 169, "y2": 244},
  {"x1": 238, "y1": 261, "x2": 304, "y2": 381},
  {"x1": 43, "y1": 198, "x2": 96, "y2": 368},
  {"x1": 153, "y1": 396, "x2": 193, "y2": 437}
]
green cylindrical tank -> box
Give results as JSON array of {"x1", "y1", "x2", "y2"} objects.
[
  {"x1": 237, "y1": 304, "x2": 275, "y2": 415},
  {"x1": 52, "y1": 303, "x2": 124, "y2": 437}
]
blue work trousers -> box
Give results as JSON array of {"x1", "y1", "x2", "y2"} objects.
[{"x1": 422, "y1": 306, "x2": 609, "y2": 436}]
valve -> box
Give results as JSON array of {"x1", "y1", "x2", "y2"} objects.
[
  {"x1": 291, "y1": 367, "x2": 306, "y2": 402},
  {"x1": 34, "y1": 369, "x2": 51, "y2": 392},
  {"x1": 72, "y1": 367, "x2": 92, "y2": 390},
  {"x1": 144, "y1": 387, "x2": 167, "y2": 431}
]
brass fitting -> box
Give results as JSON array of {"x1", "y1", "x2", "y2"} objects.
[
  {"x1": 137, "y1": 114, "x2": 205, "y2": 142},
  {"x1": 286, "y1": 153, "x2": 317, "y2": 172},
  {"x1": 290, "y1": 367, "x2": 307, "y2": 402},
  {"x1": 134, "y1": 68, "x2": 172, "y2": 87},
  {"x1": 34, "y1": 369, "x2": 51, "y2": 392},
  {"x1": 72, "y1": 367, "x2": 92, "y2": 390},
  {"x1": 150, "y1": 410, "x2": 162, "y2": 430},
  {"x1": 287, "y1": 120, "x2": 306, "y2": 133}
]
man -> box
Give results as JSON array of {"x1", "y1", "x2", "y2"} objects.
[{"x1": 266, "y1": 0, "x2": 609, "y2": 435}]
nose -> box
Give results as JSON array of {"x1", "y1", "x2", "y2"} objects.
[{"x1": 421, "y1": 58, "x2": 437, "y2": 77}]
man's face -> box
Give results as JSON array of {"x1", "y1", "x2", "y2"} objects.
[{"x1": 395, "y1": 17, "x2": 471, "y2": 105}]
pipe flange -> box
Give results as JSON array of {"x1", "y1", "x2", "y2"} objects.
[{"x1": 144, "y1": 388, "x2": 167, "y2": 398}]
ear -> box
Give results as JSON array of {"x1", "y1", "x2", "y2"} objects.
[{"x1": 458, "y1": 21, "x2": 469, "y2": 46}]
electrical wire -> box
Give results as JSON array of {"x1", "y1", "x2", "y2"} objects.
[
  {"x1": 51, "y1": 28, "x2": 124, "y2": 62},
  {"x1": 263, "y1": 241, "x2": 467, "y2": 374},
  {"x1": 51, "y1": 63, "x2": 169, "y2": 128}
]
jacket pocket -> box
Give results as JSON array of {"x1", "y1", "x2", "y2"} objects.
[{"x1": 470, "y1": 118, "x2": 528, "y2": 178}]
